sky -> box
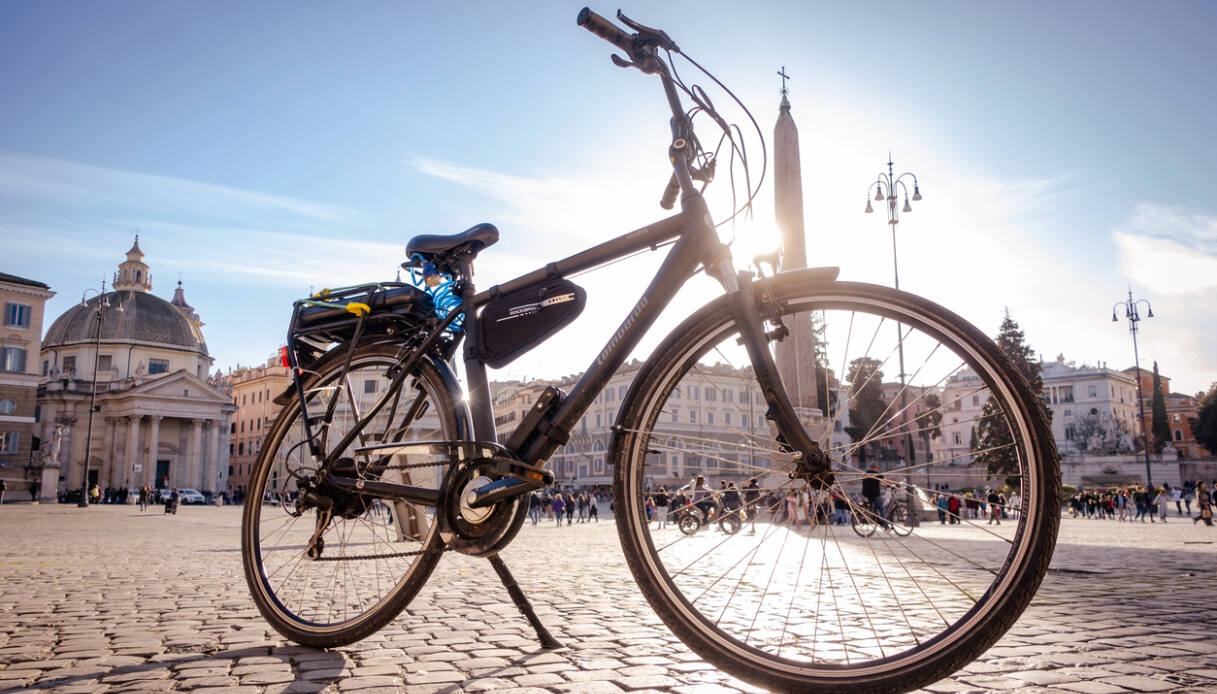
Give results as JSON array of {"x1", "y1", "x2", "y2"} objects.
[{"x1": 2, "y1": 0, "x2": 1215, "y2": 396}]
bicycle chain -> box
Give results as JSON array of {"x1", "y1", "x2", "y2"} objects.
[
  {"x1": 309, "y1": 456, "x2": 452, "y2": 562},
  {"x1": 312, "y1": 546, "x2": 447, "y2": 562}
]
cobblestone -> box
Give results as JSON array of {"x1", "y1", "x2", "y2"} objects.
[{"x1": 0, "y1": 505, "x2": 1214, "y2": 693}]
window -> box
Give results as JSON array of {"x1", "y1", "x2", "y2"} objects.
[
  {"x1": 97, "y1": 354, "x2": 112, "y2": 372},
  {"x1": 42, "y1": 360, "x2": 48, "y2": 376},
  {"x1": 707, "y1": 412, "x2": 715, "y2": 425},
  {"x1": 1087, "y1": 385, "x2": 1097, "y2": 398},
  {"x1": 739, "y1": 390, "x2": 749, "y2": 403},
  {"x1": 595, "y1": 414, "x2": 601, "y2": 428},
  {"x1": 724, "y1": 390, "x2": 734, "y2": 403},
  {"x1": 0, "y1": 400, "x2": 14, "y2": 414},
  {"x1": 688, "y1": 385, "x2": 699, "y2": 399},
  {"x1": 3, "y1": 303, "x2": 30, "y2": 328},
  {"x1": 671, "y1": 409, "x2": 678, "y2": 423},
  {"x1": 690, "y1": 410, "x2": 698, "y2": 423},
  {"x1": 1061, "y1": 386, "x2": 1074, "y2": 403},
  {"x1": 149, "y1": 358, "x2": 169, "y2": 374},
  {"x1": 238, "y1": 442, "x2": 245, "y2": 455},
  {"x1": 0, "y1": 347, "x2": 26, "y2": 373},
  {"x1": 671, "y1": 388, "x2": 681, "y2": 399},
  {"x1": 619, "y1": 385, "x2": 628, "y2": 399},
  {"x1": 706, "y1": 389, "x2": 717, "y2": 402},
  {"x1": 953, "y1": 432, "x2": 962, "y2": 446},
  {"x1": 1065, "y1": 425, "x2": 1075, "y2": 440},
  {"x1": 724, "y1": 412, "x2": 732, "y2": 426},
  {"x1": 971, "y1": 395, "x2": 980, "y2": 406},
  {"x1": 364, "y1": 379, "x2": 376, "y2": 394},
  {"x1": 0, "y1": 432, "x2": 18, "y2": 454},
  {"x1": 1063, "y1": 409, "x2": 1072, "y2": 418},
  {"x1": 1174, "y1": 430, "x2": 1182, "y2": 441}
]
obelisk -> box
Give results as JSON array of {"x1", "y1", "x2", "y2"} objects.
[{"x1": 773, "y1": 69, "x2": 821, "y2": 416}]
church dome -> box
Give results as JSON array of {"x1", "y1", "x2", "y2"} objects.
[{"x1": 42, "y1": 290, "x2": 208, "y2": 355}]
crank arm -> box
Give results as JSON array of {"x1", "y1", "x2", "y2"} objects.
[{"x1": 467, "y1": 458, "x2": 554, "y2": 509}]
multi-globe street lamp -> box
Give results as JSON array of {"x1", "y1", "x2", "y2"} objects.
[
  {"x1": 1112, "y1": 288, "x2": 1154, "y2": 488},
  {"x1": 865, "y1": 156, "x2": 922, "y2": 520},
  {"x1": 77, "y1": 279, "x2": 113, "y2": 507}
]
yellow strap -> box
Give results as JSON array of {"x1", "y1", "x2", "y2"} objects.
[{"x1": 346, "y1": 302, "x2": 371, "y2": 316}]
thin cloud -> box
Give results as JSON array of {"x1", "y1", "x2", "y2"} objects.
[{"x1": 0, "y1": 152, "x2": 358, "y2": 226}]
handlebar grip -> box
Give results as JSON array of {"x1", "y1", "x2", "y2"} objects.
[
  {"x1": 659, "y1": 172, "x2": 680, "y2": 210},
  {"x1": 577, "y1": 7, "x2": 634, "y2": 55}
]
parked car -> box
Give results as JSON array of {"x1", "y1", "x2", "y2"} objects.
[
  {"x1": 178, "y1": 488, "x2": 206, "y2": 505},
  {"x1": 157, "y1": 488, "x2": 172, "y2": 503}
]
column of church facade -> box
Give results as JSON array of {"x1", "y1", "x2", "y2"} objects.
[
  {"x1": 102, "y1": 416, "x2": 117, "y2": 488},
  {"x1": 146, "y1": 415, "x2": 162, "y2": 487},
  {"x1": 127, "y1": 415, "x2": 144, "y2": 487},
  {"x1": 189, "y1": 418, "x2": 203, "y2": 490},
  {"x1": 205, "y1": 419, "x2": 221, "y2": 494},
  {"x1": 218, "y1": 416, "x2": 232, "y2": 493}
]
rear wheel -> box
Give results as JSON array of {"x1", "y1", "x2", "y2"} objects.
[
  {"x1": 612, "y1": 277, "x2": 1059, "y2": 692},
  {"x1": 889, "y1": 502, "x2": 915, "y2": 537},
  {"x1": 241, "y1": 345, "x2": 459, "y2": 647}
]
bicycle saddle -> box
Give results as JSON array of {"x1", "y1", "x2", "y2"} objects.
[{"x1": 406, "y1": 223, "x2": 499, "y2": 261}]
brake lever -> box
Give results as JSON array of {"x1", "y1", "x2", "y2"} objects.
[{"x1": 617, "y1": 10, "x2": 679, "y2": 51}]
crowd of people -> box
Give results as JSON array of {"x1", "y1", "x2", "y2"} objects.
[
  {"x1": 1066, "y1": 480, "x2": 1214, "y2": 525},
  {"x1": 527, "y1": 488, "x2": 606, "y2": 525}
]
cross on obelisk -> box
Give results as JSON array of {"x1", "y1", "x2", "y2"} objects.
[{"x1": 778, "y1": 66, "x2": 790, "y2": 96}]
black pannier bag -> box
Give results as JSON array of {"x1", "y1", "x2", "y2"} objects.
[{"x1": 474, "y1": 278, "x2": 586, "y2": 368}]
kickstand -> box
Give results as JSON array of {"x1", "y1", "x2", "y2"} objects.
[{"x1": 487, "y1": 553, "x2": 564, "y2": 649}]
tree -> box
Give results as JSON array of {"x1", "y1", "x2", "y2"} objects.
[
  {"x1": 974, "y1": 310, "x2": 1044, "y2": 487},
  {"x1": 844, "y1": 357, "x2": 886, "y2": 465},
  {"x1": 1193, "y1": 383, "x2": 1217, "y2": 456},
  {"x1": 915, "y1": 392, "x2": 944, "y2": 462},
  {"x1": 1150, "y1": 361, "x2": 1170, "y2": 453}
]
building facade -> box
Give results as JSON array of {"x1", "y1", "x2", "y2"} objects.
[
  {"x1": 226, "y1": 356, "x2": 291, "y2": 497},
  {"x1": 36, "y1": 237, "x2": 235, "y2": 500},
  {"x1": 0, "y1": 272, "x2": 56, "y2": 500}
]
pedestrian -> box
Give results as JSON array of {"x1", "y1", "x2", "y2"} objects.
[
  {"x1": 743, "y1": 477, "x2": 761, "y2": 533},
  {"x1": 138, "y1": 486, "x2": 148, "y2": 512},
  {"x1": 588, "y1": 496, "x2": 599, "y2": 522},
  {"x1": 653, "y1": 486, "x2": 670, "y2": 529},
  {"x1": 987, "y1": 488, "x2": 1001, "y2": 525},
  {"x1": 552, "y1": 493, "x2": 565, "y2": 525},
  {"x1": 528, "y1": 491, "x2": 541, "y2": 525},
  {"x1": 936, "y1": 493, "x2": 948, "y2": 524},
  {"x1": 1154, "y1": 486, "x2": 1169, "y2": 523},
  {"x1": 1193, "y1": 481, "x2": 1212, "y2": 527},
  {"x1": 0, "y1": 477, "x2": 6, "y2": 505},
  {"x1": 947, "y1": 493, "x2": 961, "y2": 524},
  {"x1": 566, "y1": 493, "x2": 576, "y2": 525}
]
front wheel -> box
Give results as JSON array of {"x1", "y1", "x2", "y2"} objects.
[
  {"x1": 241, "y1": 345, "x2": 460, "y2": 647},
  {"x1": 612, "y1": 278, "x2": 1059, "y2": 693}
]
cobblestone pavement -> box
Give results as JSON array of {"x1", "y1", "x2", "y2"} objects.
[{"x1": 1, "y1": 503, "x2": 1214, "y2": 693}]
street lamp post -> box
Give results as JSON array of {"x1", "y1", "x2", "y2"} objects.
[
  {"x1": 865, "y1": 155, "x2": 922, "y2": 518},
  {"x1": 1112, "y1": 288, "x2": 1154, "y2": 488},
  {"x1": 78, "y1": 280, "x2": 111, "y2": 507}
]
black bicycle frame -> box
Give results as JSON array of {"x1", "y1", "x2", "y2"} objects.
[{"x1": 287, "y1": 58, "x2": 827, "y2": 504}]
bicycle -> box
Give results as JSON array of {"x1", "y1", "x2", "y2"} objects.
[
  {"x1": 852, "y1": 496, "x2": 915, "y2": 537},
  {"x1": 674, "y1": 496, "x2": 743, "y2": 536},
  {"x1": 241, "y1": 8, "x2": 1060, "y2": 693}
]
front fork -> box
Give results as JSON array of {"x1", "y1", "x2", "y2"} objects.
[{"x1": 715, "y1": 264, "x2": 834, "y2": 486}]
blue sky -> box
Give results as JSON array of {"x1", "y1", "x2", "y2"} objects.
[{"x1": 3, "y1": 1, "x2": 1215, "y2": 395}]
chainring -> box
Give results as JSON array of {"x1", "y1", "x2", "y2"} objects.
[{"x1": 437, "y1": 459, "x2": 521, "y2": 557}]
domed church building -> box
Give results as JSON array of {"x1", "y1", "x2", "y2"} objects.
[{"x1": 37, "y1": 236, "x2": 235, "y2": 500}]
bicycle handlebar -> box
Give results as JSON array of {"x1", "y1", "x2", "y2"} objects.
[{"x1": 576, "y1": 7, "x2": 634, "y2": 55}]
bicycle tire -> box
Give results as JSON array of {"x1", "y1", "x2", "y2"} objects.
[
  {"x1": 678, "y1": 512, "x2": 701, "y2": 536},
  {"x1": 718, "y1": 512, "x2": 742, "y2": 535},
  {"x1": 889, "y1": 503, "x2": 915, "y2": 537},
  {"x1": 851, "y1": 508, "x2": 878, "y2": 538},
  {"x1": 241, "y1": 344, "x2": 461, "y2": 647},
  {"x1": 611, "y1": 276, "x2": 1059, "y2": 693}
]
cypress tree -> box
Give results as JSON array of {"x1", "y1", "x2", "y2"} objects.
[{"x1": 1150, "y1": 361, "x2": 1170, "y2": 453}]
